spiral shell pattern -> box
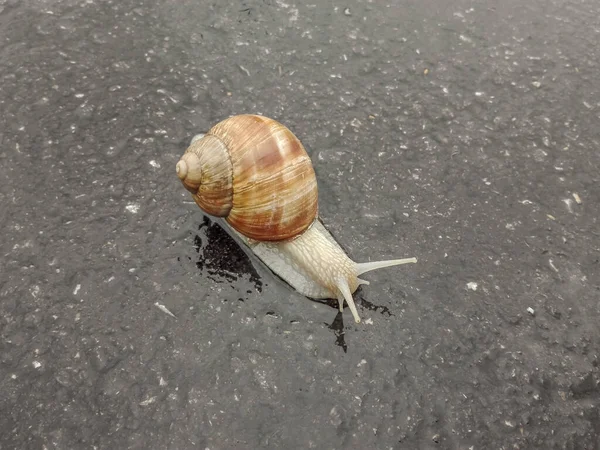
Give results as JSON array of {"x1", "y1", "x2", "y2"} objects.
[{"x1": 177, "y1": 115, "x2": 318, "y2": 241}]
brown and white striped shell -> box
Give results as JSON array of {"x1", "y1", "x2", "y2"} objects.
[{"x1": 176, "y1": 114, "x2": 318, "y2": 241}]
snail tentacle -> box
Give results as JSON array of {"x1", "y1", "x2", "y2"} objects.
[
  {"x1": 355, "y1": 257, "x2": 417, "y2": 276},
  {"x1": 336, "y1": 278, "x2": 360, "y2": 323}
]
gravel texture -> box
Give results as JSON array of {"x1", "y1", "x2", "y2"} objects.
[{"x1": 1, "y1": 0, "x2": 599, "y2": 449}]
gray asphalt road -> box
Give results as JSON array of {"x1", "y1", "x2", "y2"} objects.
[{"x1": 1, "y1": 0, "x2": 599, "y2": 449}]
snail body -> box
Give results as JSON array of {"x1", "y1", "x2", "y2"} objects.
[{"x1": 177, "y1": 114, "x2": 416, "y2": 323}]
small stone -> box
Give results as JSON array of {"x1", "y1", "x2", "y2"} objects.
[
  {"x1": 350, "y1": 117, "x2": 362, "y2": 128},
  {"x1": 527, "y1": 307, "x2": 535, "y2": 316},
  {"x1": 139, "y1": 396, "x2": 157, "y2": 406},
  {"x1": 125, "y1": 203, "x2": 140, "y2": 214}
]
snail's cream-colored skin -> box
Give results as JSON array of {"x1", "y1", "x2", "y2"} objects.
[
  {"x1": 229, "y1": 219, "x2": 416, "y2": 323},
  {"x1": 177, "y1": 115, "x2": 416, "y2": 323}
]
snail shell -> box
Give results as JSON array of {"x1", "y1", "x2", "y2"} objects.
[
  {"x1": 176, "y1": 114, "x2": 318, "y2": 241},
  {"x1": 177, "y1": 114, "x2": 416, "y2": 323}
]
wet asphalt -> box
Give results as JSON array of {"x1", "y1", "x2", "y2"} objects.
[{"x1": 1, "y1": 0, "x2": 599, "y2": 449}]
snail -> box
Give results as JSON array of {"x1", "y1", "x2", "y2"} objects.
[{"x1": 176, "y1": 114, "x2": 416, "y2": 323}]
